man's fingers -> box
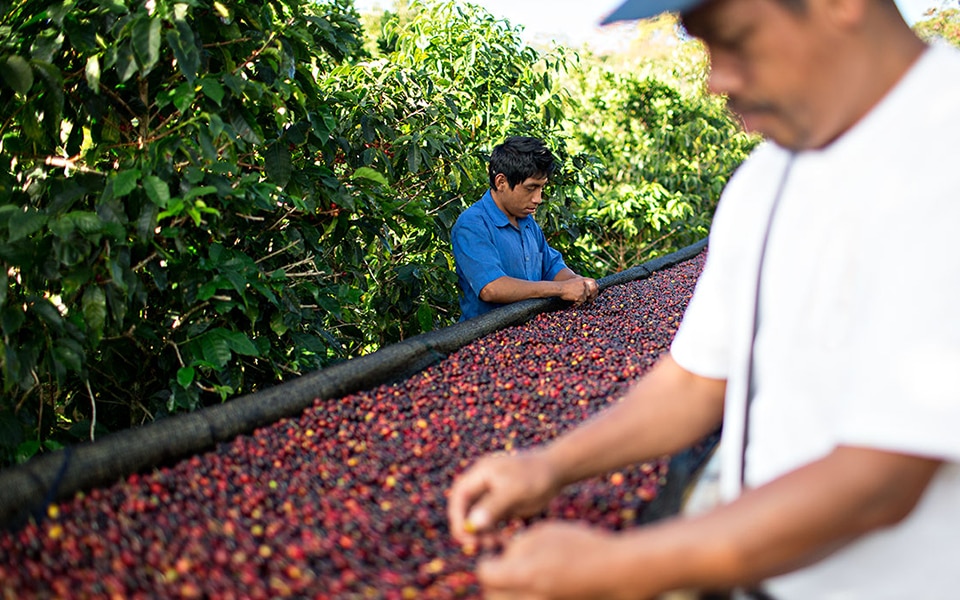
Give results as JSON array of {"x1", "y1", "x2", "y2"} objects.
[
  {"x1": 477, "y1": 551, "x2": 522, "y2": 591},
  {"x1": 460, "y1": 488, "x2": 519, "y2": 541},
  {"x1": 448, "y1": 467, "x2": 491, "y2": 543},
  {"x1": 448, "y1": 460, "x2": 516, "y2": 544},
  {"x1": 578, "y1": 278, "x2": 598, "y2": 304},
  {"x1": 586, "y1": 278, "x2": 599, "y2": 300},
  {"x1": 477, "y1": 531, "x2": 543, "y2": 599}
]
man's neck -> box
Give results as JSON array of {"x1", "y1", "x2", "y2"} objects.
[
  {"x1": 807, "y1": 15, "x2": 926, "y2": 150},
  {"x1": 490, "y1": 190, "x2": 519, "y2": 228}
]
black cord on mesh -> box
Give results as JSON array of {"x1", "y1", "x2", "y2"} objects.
[{"x1": 740, "y1": 156, "x2": 795, "y2": 488}]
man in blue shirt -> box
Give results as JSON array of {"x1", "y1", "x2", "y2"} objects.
[{"x1": 451, "y1": 137, "x2": 599, "y2": 321}]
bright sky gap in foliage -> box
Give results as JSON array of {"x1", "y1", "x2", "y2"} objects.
[{"x1": 353, "y1": 0, "x2": 956, "y2": 49}]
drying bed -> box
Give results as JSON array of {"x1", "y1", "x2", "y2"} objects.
[{"x1": 0, "y1": 250, "x2": 707, "y2": 599}]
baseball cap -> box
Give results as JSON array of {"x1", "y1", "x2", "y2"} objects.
[{"x1": 600, "y1": 0, "x2": 707, "y2": 24}]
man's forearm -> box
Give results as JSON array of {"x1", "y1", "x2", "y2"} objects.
[
  {"x1": 479, "y1": 275, "x2": 576, "y2": 304},
  {"x1": 552, "y1": 267, "x2": 579, "y2": 281},
  {"x1": 542, "y1": 355, "x2": 725, "y2": 488}
]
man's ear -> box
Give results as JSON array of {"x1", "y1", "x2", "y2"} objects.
[{"x1": 493, "y1": 172, "x2": 509, "y2": 191}]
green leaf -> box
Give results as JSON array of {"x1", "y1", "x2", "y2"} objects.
[
  {"x1": 142, "y1": 175, "x2": 170, "y2": 207},
  {"x1": 1, "y1": 305, "x2": 25, "y2": 336},
  {"x1": 406, "y1": 146, "x2": 421, "y2": 173},
  {"x1": 171, "y1": 81, "x2": 195, "y2": 113},
  {"x1": 213, "y1": 1, "x2": 231, "y2": 20},
  {"x1": 53, "y1": 340, "x2": 83, "y2": 372},
  {"x1": 31, "y1": 298, "x2": 63, "y2": 328},
  {"x1": 94, "y1": 0, "x2": 128, "y2": 13},
  {"x1": 136, "y1": 203, "x2": 158, "y2": 240},
  {"x1": 199, "y1": 332, "x2": 231, "y2": 368},
  {"x1": 230, "y1": 113, "x2": 261, "y2": 145},
  {"x1": 199, "y1": 77, "x2": 225, "y2": 106},
  {"x1": 417, "y1": 303, "x2": 434, "y2": 332},
  {"x1": 82, "y1": 285, "x2": 107, "y2": 343},
  {"x1": 263, "y1": 143, "x2": 292, "y2": 187},
  {"x1": 132, "y1": 15, "x2": 161, "y2": 74},
  {"x1": 177, "y1": 366, "x2": 195, "y2": 389},
  {"x1": 113, "y1": 169, "x2": 140, "y2": 198},
  {"x1": 221, "y1": 330, "x2": 259, "y2": 357},
  {"x1": 8, "y1": 207, "x2": 47, "y2": 242},
  {"x1": 50, "y1": 211, "x2": 102, "y2": 239},
  {"x1": 351, "y1": 167, "x2": 388, "y2": 186},
  {"x1": 270, "y1": 312, "x2": 289, "y2": 336},
  {"x1": 31, "y1": 31, "x2": 65, "y2": 63},
  {"x1": 20, "y1": 107, "x2": 43, "y2": 141},
  {"x1": 283, "y1": 122, "x2": 310, "y2": 145},
  {"x1": 167, "y1": 21, "x2": 199, "y2": 84},
  {"x1": 16, "y1": 440, "x2": 41, "y2": 464},
  {"x1": 223, "y1": 74, "x2": 244, "y2": 96},
  {"x1": 114, "y1": 42, "x2": 137, "y2": 82},
  {"x1": 0, "y1": 55, "x2": 33, "y2": 94},
  {"x1": 183, "y1": 186, "x2": 217, "y2": 202},
  {"x1": 197, "y1": 278, "x2": 222, "y2": 301},
  {"x1": 85, "y1": 55, "x2": 101, "y2": 92}
]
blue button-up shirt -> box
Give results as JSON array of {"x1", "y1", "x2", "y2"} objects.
[{"x1": 451, "y1": 191, "x2": 567, "y2": 321}]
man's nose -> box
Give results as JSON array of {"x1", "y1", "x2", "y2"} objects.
[{"x1": 706, "y1": 52, "x2": 741, "y2": 97}]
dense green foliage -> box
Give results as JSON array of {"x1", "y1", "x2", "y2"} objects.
[
  {"x1": 913, "y1": 6, "x2": 960, "y2": 47},
  {"x1": 0, "y1": 0, "x2": 752, "y2": 467},
  {"x1": 566, "y1": 18, "x2": 757, "y2": 269}
]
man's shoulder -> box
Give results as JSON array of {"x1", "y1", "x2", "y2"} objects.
[
  {"x1": 721, "y1": 142, "x2": 789, "y2": 197},
  {"x1": 917, "y1": 44, "x2": 960, "y2": 122},
  {"x1": 453, "y1": 198, "x2": 489, "y2": 232},
  {"x1": 927, "y1": 42, "x2": 960, "y2": 73},
  {"x1": 454, "y1": 192, "x2": 506, "y2": 232}
]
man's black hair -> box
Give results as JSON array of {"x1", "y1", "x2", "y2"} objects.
[{"x1": 488, "y1": 136, "x2": 557, "y2": 190}]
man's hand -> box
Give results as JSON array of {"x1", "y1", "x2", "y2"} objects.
[
  {"x1": 477, "y1": 521, "x2": 630, "y2": 600},
  {"x1": 477, "y1": 272, "x2": 598, "y2": 307},
  {"x1": 557, "y1": 276, "x2": 599, "y2": 305},
  {"x1": 447, "y1": 450, "x2": 562, "y2": 548}
]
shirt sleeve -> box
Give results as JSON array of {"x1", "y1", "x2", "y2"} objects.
[
  {"x1": 672, "y1": 143, "x2": 785, "y2": 382},
  {"x1": 670, "y1": 245, "x2": 733, "y2": 380},
  {"x1": 533, "y1": 226, "x2": 567, "y2": 281},
  {"x1": 451, "y1": 212, "x2": 508, "y2": 297},
  {"x1": 836, "y1": 194, "x2": 960, "y2": 462}
]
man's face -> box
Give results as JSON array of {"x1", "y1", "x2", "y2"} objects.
[
  {"x1": 492, "y1": 173, "x2": 548, "y2": 223},
  {"x1": 683, "y1": 0, "x2": 841, "y2": 150}
]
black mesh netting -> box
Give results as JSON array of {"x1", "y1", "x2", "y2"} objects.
[{"x1": 0, "y1": 239, "x2": 714, "y2": 598}]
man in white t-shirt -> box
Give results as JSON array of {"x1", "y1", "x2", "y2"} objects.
[{"x1": 446, "y1": 0, "x2": 960, "y2": 597}]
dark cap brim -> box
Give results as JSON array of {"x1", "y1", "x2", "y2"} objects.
[{"x1": 600, "y1": 0, "x2": 707, "y2": 24}]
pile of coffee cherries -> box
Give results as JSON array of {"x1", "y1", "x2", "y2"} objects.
[{"x1": 0, "y1": 251, "x2": 705, "y2": 598}]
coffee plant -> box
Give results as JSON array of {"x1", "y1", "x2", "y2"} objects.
[
  {"x1": 913, "y1": 5, "x2": 960, "y2": 47},
  {"x1": 0, "y1": 0, "x2": 602, "y2": 466},
  {"x1": 0, "y1": 0, "x2": 748, "y2": 469},
  {"x1": 564, "y1": 15, "x2": 758, "y2": 271}
]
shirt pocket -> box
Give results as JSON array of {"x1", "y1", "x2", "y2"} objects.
[{"x1": 525, "y1": 250, "x2": 543, "y2": 281}]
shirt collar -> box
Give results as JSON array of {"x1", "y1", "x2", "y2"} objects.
[{"x1": 480, "y1": 189, "x2": 527, "y2": 230}]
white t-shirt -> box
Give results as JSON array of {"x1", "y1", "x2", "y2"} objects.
[{"x1": 671, "y1": 43, "x2": 960, "y2": 599}]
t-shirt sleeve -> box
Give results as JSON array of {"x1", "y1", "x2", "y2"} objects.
[
  {"x1": 671, "y1": 145, "x2": 779, "y2": 383},
  {"x1": 670, "y1": 247, "x2": 733, "y2": 380},
  {"x1": 836, "y1": 203, "x2": 960, "y2": 462},
  {"x1": 451, "y1": 214, "x2": 508, "y2": 296}
]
